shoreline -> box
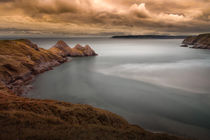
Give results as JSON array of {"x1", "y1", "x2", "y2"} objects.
[
  {"x1": 181, "y1": 33, "x2": 210, "y2": 49},
  {"x1": 8, "y1": 59, "x2": 69, "y2": 95},
  {"x1": 0, "y1": 39, "x2": 192, "y2": 140}
]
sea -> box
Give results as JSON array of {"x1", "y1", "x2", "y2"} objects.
[{"x1": 24, "y1": 38, "x2": 210, "y2": 140}]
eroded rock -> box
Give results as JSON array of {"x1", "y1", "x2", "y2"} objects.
[{"x1": 50, "y1": 40, "x2": 97, "y2": 57}]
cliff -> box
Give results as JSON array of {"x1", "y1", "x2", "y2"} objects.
[
  {"x1": 0, "y1": 39, "x2": 68, "y2": 95},
  {"x1": 0, "y1": 39, "x2": 190, "y2": 140},
  {"x1": 182, "y1": 33, "x2": 210, "y2": 49},
  {"x1": 50, "y1": 40, "x2": 97, "y2": 57}
]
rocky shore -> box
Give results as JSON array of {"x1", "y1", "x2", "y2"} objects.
[
  {"x1": 0, "y1": 39, "x2": 191, "y2": 140},
  {"x1": 181, "y1": 33, "x2": 210, "y2": 49}
]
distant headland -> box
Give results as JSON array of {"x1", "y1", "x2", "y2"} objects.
[
  {"x1": 181, "y1": 33, "x2": 210, "y2": 49},
  {"x1": 112, "y1": 35, "x2": 187, "y2": 39}
]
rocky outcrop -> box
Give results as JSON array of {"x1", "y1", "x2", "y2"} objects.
[
  {"x1": 50, "y1": 40, "x2": 72, "y2": 57},
  {"x1": 21, "y1": 39, "x2": 40, "y2": 51},
  {"x1": 182, "y1": 36, "x2": 197, "y2": 45},
  {"x1": 180, "y1": 44, "x2": 188, "y2": 47},
  {"x1": 84, "y1": 45, "x2": 97, "y2": 56},
  {"x1": 182, "y1": 33, "x2": 210, "y2": 49},
  {"x1": 0, "y1": 39, "x2": 190, "y2": 140},
  {"x1": 70, "y1": 44, "x2": 97, "y2": 56},
  {"x1": 70, "y1": 44, "x2": 85, "y2": 56},
  {"x1": 50, "y1": 40, "x2": 97, "y2": 57},
  {"x1": 0, "y1": 39, "x2": 68, "y2": 94}
]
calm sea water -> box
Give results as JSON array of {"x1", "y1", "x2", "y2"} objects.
[{"x1": 26, "y1": 38, "x2": 210, "y2": 140}]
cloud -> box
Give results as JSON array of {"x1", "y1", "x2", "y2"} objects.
[
  {"x1": 0, "y1": 0, "x2": 14, "y2": 3},
  {"x1": 128, "y1": 3, "x2": 150, "y2": 18},
  {"x1": 0, "y1": 0, "x2": 209, "y2": 37}
]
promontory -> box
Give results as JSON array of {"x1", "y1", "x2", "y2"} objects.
[{"x1": 181, "y1": 33, "x2": 210, "y2": 49}]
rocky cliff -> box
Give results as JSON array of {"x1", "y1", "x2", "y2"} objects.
[
  {"x1": 0, "y1": 39, "x2": 68, "y2": 95},
  {"x1": 0, "y1": 39, "x2": 190, "y2": 140},
  {"x1": 0, "y1": 39, "x2": 97, "y2": 94},
  {"x1": 50, "y1": 40, "x2": 97, "y2": 57},
  {"x1": 182, "y1": 33, "x2": 210, "y2": 49}
]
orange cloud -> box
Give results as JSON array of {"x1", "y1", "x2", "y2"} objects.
[{"x1": 0, "y1": 0, "x2": 209, "y2": 37}]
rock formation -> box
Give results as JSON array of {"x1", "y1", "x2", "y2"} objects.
[
  {"x1": 0, "y1": 39, "x2": 190, "y2": 140},
  {"x1": 50, "y1": 40, "x2": 97, "y2": 57},
  {"x1": 50, "y1": 40, "x2": 72, "y2": 57},
  {"x1": 182, "y1": 33, "x2": 210, "y2": 49},
  {"x1": 84, "y1": 45, "x2": 97, "y2": 56},
  {"x1": 180, "y1": 44, "x2": 188, "y2": 47},
  {"x1": 0, "y1": 39, "x2": 67, "y2": 94}
]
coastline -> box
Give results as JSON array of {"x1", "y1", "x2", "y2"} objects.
[
  {"x1": 181, "y1": 33, "x2": 210, "y2": 49},
  {"x1": 112, "y1": 35, "x2": 187, "y2": 39},
  {"x1": 0, "y1": 39, "x2": 191, "y2": 140}
]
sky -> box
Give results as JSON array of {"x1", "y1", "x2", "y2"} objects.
[{"x1": 0, "y1": 0, "x2": 210, "y2": 37}]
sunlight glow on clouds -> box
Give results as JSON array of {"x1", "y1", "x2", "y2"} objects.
[
  {"x1": 129, "y1": 3, "x2": 151, "y2": 18},
  {"x1": 0, "y1": 0, "x2": 209, "y2": 37}
]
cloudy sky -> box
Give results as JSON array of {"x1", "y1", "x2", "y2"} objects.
[{"x1": 0, "y1": 0, "x2": 210, "y2": 37}]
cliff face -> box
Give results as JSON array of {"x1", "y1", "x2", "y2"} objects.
[
  {"x1": 0, "y1": 39, "x2": 67, "y2": 94},
  {"x1": 182, "y1": 33, "x2": 210, "y2": 49},
  {"x1": 0, "y1": 39, "x2": 190, "y2": 140}
]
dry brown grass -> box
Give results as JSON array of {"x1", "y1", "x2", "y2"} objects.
[{"x1": 0, "y1": 88, "x2": 191, "y2": 140}]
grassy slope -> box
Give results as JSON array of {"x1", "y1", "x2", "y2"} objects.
[{"x1": 0, "y1": 40, "x2": 191, "y2": 140}]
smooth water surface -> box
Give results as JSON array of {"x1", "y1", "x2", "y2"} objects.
[{"x1": 26, "y1": 38, "x2": 210, "y2": 140}]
